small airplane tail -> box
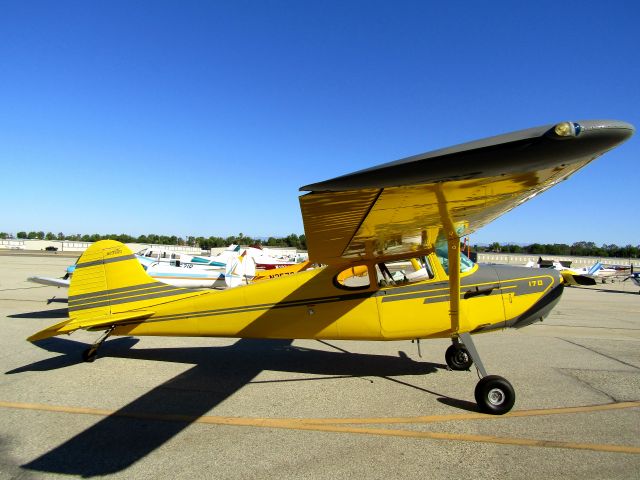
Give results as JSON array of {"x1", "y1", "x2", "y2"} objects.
[
  {"x1": 28, "y1": 240, "x2": 195, "y2": 342},
  {"x1": 587, "y1": 262, "x2": 603, "y2": 276},
  {"x1": 224, "y1": 252, "x2": 256, "y2": 288}
]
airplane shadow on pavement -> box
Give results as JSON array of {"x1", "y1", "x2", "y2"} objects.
[{"x1": 10, "y1": 337, "x2": 457, "y2": 477}]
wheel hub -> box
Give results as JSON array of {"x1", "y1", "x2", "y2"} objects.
[
  {"x1": 455, "y1": 351, "x2": 469, "y2": 364},
  {"x1": 487, "y1": 388, "x2": 505, "y2": 406}
]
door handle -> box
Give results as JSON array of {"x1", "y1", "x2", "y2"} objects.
[{"x1": 464, "y1": 286, "x2": 496, "y2": 299}]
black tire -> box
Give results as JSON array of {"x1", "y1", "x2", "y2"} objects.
[
  {"x1": 445, "y1": 344, "x2": 473, "y2": 370},
  {"x1": 474, "y1": 375, "x2": 515, "y2": 415},
  {"x1": 82, "y1": 348, "x2": 97, "y2": 363}
]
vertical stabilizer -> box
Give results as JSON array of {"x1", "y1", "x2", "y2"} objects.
[
  {"x1": 68, "y1": 240, "x2": 196, "y2": 321},
  {"x1": 588, "y1": 262, "x2": 603, "y2": 276}
]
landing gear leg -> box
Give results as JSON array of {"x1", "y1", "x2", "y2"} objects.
[
  {"x1": 459, "y1": 332, "x2": 515, "y2": 415},
  {"x1": 82, "y1": 327, "x2": 114, "y2": 363}
]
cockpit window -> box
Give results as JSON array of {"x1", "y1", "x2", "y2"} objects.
[
  {"x1": 434, "y1": 245, "x2": 475, "y2": 275},
  {"x1": 376, "y1": 257, "x2": 434, "y2": 287}
]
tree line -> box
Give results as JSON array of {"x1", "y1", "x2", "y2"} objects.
[
  {"x1": 0, "y1": 231, "x2": 307, "y2": 250},
  {"x1": 2, "y1": 232, "x2": 638, "y2": 257},
  {"x1": 476, "y1": 241, "x2": 640, "y2": 258}
]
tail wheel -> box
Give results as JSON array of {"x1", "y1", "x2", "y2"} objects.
[
  {"x1": 474, "y1": 375, "x2": 515, "y2": 415},
  {"x1": 445, "y1": 344, "x2": 473, "y2": 370}
]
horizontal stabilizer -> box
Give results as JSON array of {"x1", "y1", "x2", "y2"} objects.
[
  {"x1": 28, "y1": 310, "x2": 155, "y2": 342},
  {"x1": 27, "y1": 276, "x2": 70, "y2": 288}
]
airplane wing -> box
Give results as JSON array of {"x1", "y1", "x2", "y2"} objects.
[
  {"x1": 299, "y1": 120, "x2": 634, "y2": 265},
  {"x1": 27, "y1": 276, "x2": 70, "y2": 288}
]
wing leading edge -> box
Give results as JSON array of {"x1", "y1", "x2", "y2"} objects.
[{"x1": 299, "y1": 120, "x2": 634, "y2": 264}]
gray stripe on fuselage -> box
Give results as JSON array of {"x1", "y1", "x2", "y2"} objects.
[
  {"x1": 69, "y1": 282, "x2": 165, "y2": 302},
  {"x1": 122, "y1": 290, "x2": 376, "y2": 324},
  {"x1": 75, "y1": 254, "x2": 137, "y2": 269},
  {"x1": 68, "y1": 288, "x2": 195, "y2": 312},
  {"x1": 379, "y1": 265, "x2": 556, "y2": 304},
  {"x1": 68, "y1": 284, "x2": 183, "y2": 309}
]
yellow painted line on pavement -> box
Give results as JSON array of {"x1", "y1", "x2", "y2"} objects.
[
  {"x1": 263, "y1": 423, "x2": 640, "y2": 455},
  {"x1": 1, "y1": 400, "x2": 639, "y2": 454},
  {"x1": 297, "y1": 400, "x2": 640, "y2": 425}
]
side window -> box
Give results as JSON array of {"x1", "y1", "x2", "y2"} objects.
[
  {"x1": 434, "y1": 246, "x2": 475, "y2": 275},
  {"x1": 376, "y1": 257, "x2": 433, "y2": 286},
  {"x1": 334, "y1": 265, "x2": 370, "y2": 289}
]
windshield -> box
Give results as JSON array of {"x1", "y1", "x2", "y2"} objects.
[{"x1": 435, "y1": 245, "x2": 475, "y2": 275}]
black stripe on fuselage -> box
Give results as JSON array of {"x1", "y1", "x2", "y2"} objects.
[
  {"x1": 129, "y1": 275, "x2": 548, "y2": 325},
  {"x1": 135, "y1": 290, "x2": 376, "y2": 324}
]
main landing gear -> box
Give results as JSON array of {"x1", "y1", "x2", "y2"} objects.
[
  {"x1": 82, "y1": 327, "x2": 114, "y2": 363},
  {"x1": 445, "y1": 339, "x2": 473, "y2": 371},
  {"x1": 448, "y1": 333, "x2": 515, "y2": 415}
]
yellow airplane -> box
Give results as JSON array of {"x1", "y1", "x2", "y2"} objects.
[{"x1": 28, "y1": 120, "x2": 634, "y2": 415}]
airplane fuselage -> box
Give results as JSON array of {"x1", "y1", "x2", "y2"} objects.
[{"x1": 109, "y1": 254, "x2": 562, "y2": 341}]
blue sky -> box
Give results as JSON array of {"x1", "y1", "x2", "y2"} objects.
[{"x1": 1, "y1": 1, "x2": 638, "y2": 245}]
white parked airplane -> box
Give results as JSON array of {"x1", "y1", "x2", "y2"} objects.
[
  {"x1": 524, "y1": 258, "x2": 601, "y2": 286},
  {"x1": 141, "y1": 252, "x2": 255, "y2": 288},
  {"x1": 28, "y1": 248, "x2": 256, "y2": 290},
  {"x1": 135, "y1": 245, "x2": 236, "y2": 268},
  {"x1": 135, "y1": 244, "x2": 306, "y2": 270}
]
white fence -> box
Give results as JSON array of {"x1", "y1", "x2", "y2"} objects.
[
  {"x1": 0, "y1": 239, "x2": 26, "y2": 249},
  {"x1": 478, "y1": 253, "x2": 640, "y2": 268}
]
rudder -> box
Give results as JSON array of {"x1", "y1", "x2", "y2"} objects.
[
  {"x1": 28, "y1": 240, "x2": 198, "y2": 342},
  {"x1": 68, "y1": 240, "x2": 158, "y2": 321}
]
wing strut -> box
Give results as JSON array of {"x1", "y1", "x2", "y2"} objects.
[
  {"x1": 435, "y1": 182, "x2": 462, "y2": 336},
  {"x1": 445, "y1": 232, "x2": 516, "y2": 414},
  {"x1": 447, "y1": 233, "x2": 461, "y2": 335}
]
